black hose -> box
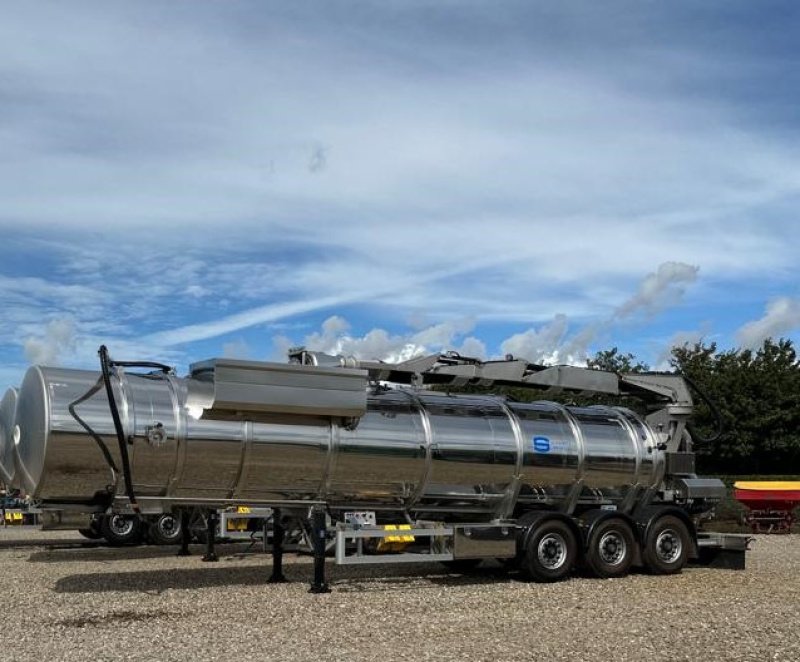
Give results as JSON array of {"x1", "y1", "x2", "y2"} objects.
[
  {"x1": 98, "y1": 345, "x2": 140, "y2": 514},
  {"x1": 111, "y1": 360, "x2": 173, "y2": 373},
  {"x1": 679, "y1": 371, "x2": 724, "y2": 445},
  {"x1": 67, "y1": 377, "x2": 120, "y2": 476}
]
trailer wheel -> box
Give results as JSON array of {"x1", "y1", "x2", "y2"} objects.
[
  {"x1": 642, "y1": 515, "x2": 690, "y2": 575},
  {"x1": 100, "y1": 514, "x2": 142, "y2": 546},
  {"x1": 148, "y1": 513, "x2": 183, "y2": 546},
  {"x1": 521, "y1": 519, "x2": 577, "y2": 582},
  {"x1": 78, "y1": 527, "x2": 102, "y2": 540},
  {"x1": 78, "y1": 515, "x2": 103, "y2": 540},
  {"x1": 585, "y1": 518, "x2": 636, "y2": 579}
]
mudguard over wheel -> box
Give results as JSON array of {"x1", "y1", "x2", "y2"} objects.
[
  {"x1": 642, "y1": 515, "x2": 690, "y2": 575},
  {"x1": 585, "y1": 518, "x2": 636, "y2": 579},
  {"x1": 520, "y1": 519, "x2": 577, "y2": 582}
]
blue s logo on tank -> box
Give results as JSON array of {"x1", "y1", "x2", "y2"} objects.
[{"x1": 532, "y1": 436, "x2": 550, "y2": 453}]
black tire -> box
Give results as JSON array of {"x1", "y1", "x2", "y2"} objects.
[
  {"x1": 78, "y1": 515, "x2": 103, "y2": 540},
  {"x1": 496, "y1": 557, "x2": 519, "y2": 571},
  {"x1": 642, "y1": 515, "x2": 690, "y2": 575},
  {"x1": 148, "y1": 513, "x2": 184, "y2": 546},
  {"x1": 520, "y1": 519, "x2": 577, "y2": 582},
  {"x1": 100, "y1": 514, "x2": 142, "y2": 546},
  {"x1": 78, "y1": 527, "x2": 103, "y2": 540},
  {"x1": 585, "y1": 518, "x2": 636, "y2": 579}
]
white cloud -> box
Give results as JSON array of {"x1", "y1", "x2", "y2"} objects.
[
  {"x1": 500, "y1": 315, "x2": 569, "y2": 363},
  {"x1": 615, "y1": 262, "x2": 699, "y2": 319},
  {"x1": 222, "y1": 339, "x2": 251, "y2": 359},
  {"x1": 654, "y1": 325, "x2": 713, "y2": 370},
  {"x1": 450, "y1": 337, "x2": 487, "y2": 360},
  {"x1": 0, "y1": 5, "x2": 797, "y2": 389},
  {"x1": 23, "y1": 318, "x2": 77, "y2": 365},
  {"x1": 276, "y1": 315, "x2": 483, "y2": 364},
  {"x1": 736, "y1": 298, "x2": 800, "y2": 348},
  {"x1": 500, "y1": 262, "x2": 701, "y2": 364},
  {"x1": 410, "y1": 318, "x2": 476, "y2": 348},
  {"x1": 185, "y1": 285, "x2": 210, "y2": 299}
]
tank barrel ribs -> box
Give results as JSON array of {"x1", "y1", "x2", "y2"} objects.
[{"x1": 9, "y1": 346, "x2": 746, "y2": 592}]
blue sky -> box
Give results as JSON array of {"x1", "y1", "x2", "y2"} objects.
[{"x1": 1, "y1": 2, "x2": 799, "y2": 389}]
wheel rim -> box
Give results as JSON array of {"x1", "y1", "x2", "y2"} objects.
[
  {"x1": 655, "y1": 528, "x2": 682, "y2": 564},
  {"x1": 537, "y1": 533, "x2": 568, "y2": 570},
  {"x1": 109, "y1": 515, "x2": 134, "y2": 537},
  {"x1": 598, "y1": 531, "x2": 627, "y2": 566},
  {"x1": 157, "y1": 515, "x2": 178, "y2": 538}
]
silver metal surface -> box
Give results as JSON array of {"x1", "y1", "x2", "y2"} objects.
[
  {"x1": 674, "y1": 477, "x2": 727, "y2": 499},
  {"x1": 334, "y1": 524, "x2": 455, "y2": 565},
  {"x1": 190, "y1": 358, "x2": 367, "y2": 417},
  {"x1": 107, "y1": 513, "x2": 136, "y2": 537},
  {"x1": 16, "y1": 363, "x2": 664, "y2": 516},
  {"x1": 598, "y1": 531, "x2": 627, "y2": 566},
  {"x1": 655, "y1": 528, "x2": 683, "y2": 564},
  {"x1": 537, "y1": 532, "x2": 568, "y2": 570},
  {"x1": 452, "y1": 525, "x2": 516, "y2": 559},
  {"x1": 0, "y1": 388, "x2": 18, "y2": 486}
]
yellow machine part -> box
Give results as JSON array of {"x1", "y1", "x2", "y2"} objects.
[
  {"x1": 226, "y1": 505, "x2": 253, "y2": 531},
  {"x1": 376, "y1": 524, "x2": 415, "y2": 552},
  {"x1": 4, "y1": 511, "x2": 23, "y2": 525},
  {"x1": 733, "y1": 481, "x2": 800, "y2": 491}
]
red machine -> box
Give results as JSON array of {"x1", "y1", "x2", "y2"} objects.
[{"x1": 733, "y1": 482, "x2": 800, "y2": 533}]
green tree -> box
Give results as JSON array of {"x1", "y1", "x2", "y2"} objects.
[
  {"x1": 671, "y1": 338, "x2": 800, "y2": 474},
  {"x1": 587, "y1": 347, "x2": 649, "y2": 373}
]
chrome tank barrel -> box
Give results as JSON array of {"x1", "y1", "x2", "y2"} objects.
[
  {"x1": 15, "y1": 366, "x2": 663, "y2": 512},
  {"x1": 0, "y1": 388, "x2": 18, "y2": 487}
]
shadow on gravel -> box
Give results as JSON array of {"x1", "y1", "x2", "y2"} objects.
[
  {"x1": 29, "y1": 543, "x2": 248, "y2": 564},
  {"x1": 55, "y1": 608, "x2": 177, "y2": 628},
  {"x1": 55, "y1": 564, "x2": 276, "y2": 594},
  {"x1": 54, "y1": 562, "x2": 518, "y2": 594},
  {"x1": 330, "y1": 566, "x2": 518, "y2": 593}
]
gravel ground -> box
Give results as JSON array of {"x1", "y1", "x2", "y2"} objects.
[{"x1": 0, "y1": 528, "x2": 797, "y2": 662}]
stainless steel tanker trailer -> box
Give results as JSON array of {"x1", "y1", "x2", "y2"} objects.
[{"x1": 4, "y1": 345, "x2": 747, "y2": 591}]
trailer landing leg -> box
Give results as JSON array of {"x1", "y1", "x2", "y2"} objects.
[
  {"x1": 268, "y1": 508, "x2": 288, "y2": 583},
  {"x1": 202, "y1": 510, "x2": 218, "y2": 562},
  {"x1": 308, "y1": 505, "x2": 330, "y2": 594},
  {"x1": 177, "y1": 510, "x2": 191, "y2": 557}
]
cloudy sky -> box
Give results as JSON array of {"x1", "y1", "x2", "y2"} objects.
[{"x1": 1, "y1": 2, "x2": 799, "y2": 388}]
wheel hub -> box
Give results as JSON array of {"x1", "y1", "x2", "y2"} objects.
[
  {"x1": 537, "y1": 533, "x2": 567, "y2": 570},
  {"x1": 598, "y1": 531, "x2": 626, "y2": 566},
  {"x1": 110, "y1": 515, "x2": 133, "y2": 536},
  {"x1": 160, "y1": 517, "x2": 177, "y2": 535},
  {"x1": 655, "y1": 529, "x2": 682, "y2": 563}
]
